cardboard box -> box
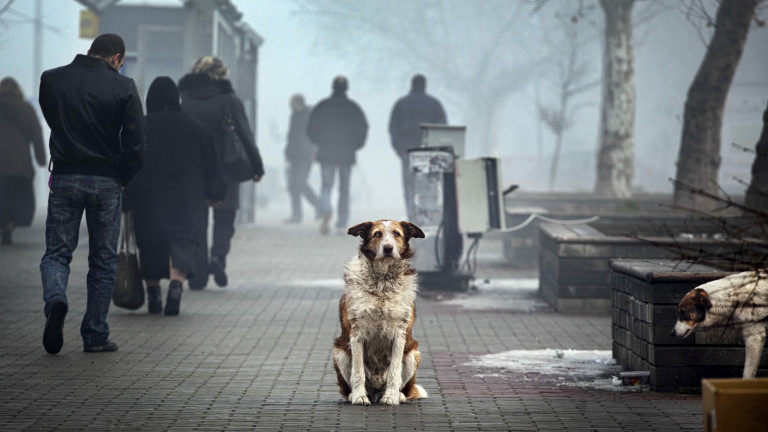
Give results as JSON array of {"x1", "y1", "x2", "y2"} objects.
[{"x1": 702, "y1": 378, "x2": 768, "y2": 431}]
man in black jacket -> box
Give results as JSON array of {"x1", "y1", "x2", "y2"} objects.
[
  {"x1": 307, "y1": 76, "x2": 368, "y2": 235},
  {"x1": 388, "y1": 74, "x2": 447, "y2": 219},
  {"x1": 38, "y1": 33, "x2": 145, "y2": 354}
]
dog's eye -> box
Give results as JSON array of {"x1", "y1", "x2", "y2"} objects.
[
  {"x1": 393, "y1": 231, "x2": 401, "y2": 237},
  {"x1": 374, "y1": 232, "x2": 382, "y2": 238}
]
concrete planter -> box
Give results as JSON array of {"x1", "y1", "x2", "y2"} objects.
[
  {"x1": 502, "y1": 193, "x2": 671, "y2": 268},
  {"x1": 610, "y1": 259, "x2": 768, "y2": 392},
  {"x1": 538, "y1": 217, "x2": 760, "y2": 314}
]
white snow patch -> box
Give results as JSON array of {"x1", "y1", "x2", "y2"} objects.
[
  {"x1": 466, "y1": 349, "x2": 619, "y2": 376},
  {"x1": 466, "y1": 349, "x2": 650, "y2": 392},
  {"x1": 472, "y1": 278, "x2": 539, "y2": 290},
  {"x1": 442, "y1": 278, "x2": 549, "y2": 311}
]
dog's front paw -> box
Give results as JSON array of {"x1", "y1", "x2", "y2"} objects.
[
  {"x1": 349, "y1": 391, "x2": 370, "y2": 406},
  {"x1": 380, "y1": 389, "x2": 401, "y2": 406}
]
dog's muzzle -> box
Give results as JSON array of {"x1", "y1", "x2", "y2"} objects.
[
  {"x1": 383, "y1": 245, "x2": 394, "y2": 256},
  {"x1": 671, "y1": 321, "x2": 694, "y2": 338}
]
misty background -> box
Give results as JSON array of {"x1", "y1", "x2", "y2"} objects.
[{"x1": 1, "y1": 0, "x2": 766, "y2": 220}]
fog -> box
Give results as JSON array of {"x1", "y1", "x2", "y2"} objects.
[{"x1": 1, "y1": 0, "x2": 765, "y2": 218}]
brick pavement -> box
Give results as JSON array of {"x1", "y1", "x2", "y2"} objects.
[{"x1": 0, "y1": 205, "x2": 702, "y2": 431}]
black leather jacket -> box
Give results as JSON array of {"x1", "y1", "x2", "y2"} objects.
[{"x1": 39, "y1": 54, "x2": 145, "y2": 186}]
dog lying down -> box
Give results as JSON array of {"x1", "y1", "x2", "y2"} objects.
[
  {"x1": 332, "y1": 220, "x2": 428, "y2": 405},
  {"x1": 671, "y1": 270, "x2": 768, "y2": 378}
]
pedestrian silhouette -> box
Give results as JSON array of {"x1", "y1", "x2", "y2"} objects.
[
  {"x1": 123, "y1": 76, "x2": 226, "y2": 316},
  {"x1": 307, "y1": 76, "x2": 368, "y2": 235},
  {"x1": 388, "y1": 74, "x2": 447, "y2": 219},
  {"x1": 39, "y1": 33, "x2": 145, "y2": 354},
  {"x1": 0, "y1": 76, "x2": 46, "y2": 245},
  {"x1": 284, "y1": 93, "x2": 319, "y2": 224},
  {"x1": 179, "y1": 56, "x2": 265, "y2": 288}
]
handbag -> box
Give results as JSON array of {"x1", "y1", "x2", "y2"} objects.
[
  {"x1": 220, "y1": 112, "x2": 253, "y2": 182},
  {"x1": 113, "y1": 212, "x2": 145, "y2": 309}
]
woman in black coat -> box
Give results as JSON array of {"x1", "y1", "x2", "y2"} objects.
[
  {"x1": 178, "y1": 56, "x2": 265, "y2": 288},
  {"x1": 123, "y1": 76, "x2": 225, "y2": 316},
  {"x1": 0, "y1": 77, "x2": 46, "y2": 245}
]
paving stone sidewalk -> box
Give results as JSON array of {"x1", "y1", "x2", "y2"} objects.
[{"x1": 0, "y1": 207, "x2": 702, "y2": 431}]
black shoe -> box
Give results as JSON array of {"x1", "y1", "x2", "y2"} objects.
[
  {"x1": 83, "y1": 340, "x2": 118, "y2": 353},
  {"x1": 188, "y1": 274, "x2": 207, "y2": 291},
  {"x1": 43, "y1": 300, "x2": 67, "y2": 354},
  {"x1": 147, "y1": 285, "x2": 162, "y2": 314},
  {"x1": 164, "y1": 280, "x2": 183, "y2": 316},
  {"x1": 209, "y1": 256, "x2": 228, "y2": 287}
]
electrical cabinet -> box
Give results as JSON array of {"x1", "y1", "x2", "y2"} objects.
[{"x1": 454, "y1": 157, "x2": 505, "y2": 234}]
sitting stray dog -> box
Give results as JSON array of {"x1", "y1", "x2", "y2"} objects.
[
  {"x1": 332, "y1": 220, "x2": 428, "y2": 405},
  {"x1": 671, "y1": 270, "x2": 768, "y2": 378}
]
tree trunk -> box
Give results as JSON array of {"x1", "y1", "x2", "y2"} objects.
[
  {"x1": 673, "y1": 0, "x2": 758, "y2": 212},
  {"x1": 745, "y1": 103, "x2": 768, "y2": 213},
  {"x1": 594, "y1": 0, "x2": 635, "y2": 198}
]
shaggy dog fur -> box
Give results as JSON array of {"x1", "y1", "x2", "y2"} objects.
[{"x1": 332, "y1": 220, "x2": 428, "y2": 405}]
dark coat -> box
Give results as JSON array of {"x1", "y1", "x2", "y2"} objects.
[
  {"x1": 0, "y1": 95, "x2": 46, "y2": 179},
  {"x1": 306, "y1": 91, "x2": 368, "y2": 165},
  {"x1": 388, "y1": 89, "x2": 447, "y2": 157},
  {"x1": 123, "y1": 77, "x2": 226, "y2": 249},
  {"x1": 179, "y1": 73, "x2": 264, "y2": 210},
  {"x1": 285, "y1": 106, "x2": 315, "y2": 163},
  {"x1": 39, "y1": 54, "x2": 145, "y2": 186}
]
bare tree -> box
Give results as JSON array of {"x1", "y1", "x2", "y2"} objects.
[
  {"x1": 673, "y1": 0, "x2": 761, "y2": 212},
  {"x1": 290, "y1": 0, "x2": 548, "y2": 156},
  {"x1": 536, "y1": 9, "x2": 599, "y2": 190},
  {"x1": 745, "y1": 102, "x2": 768, "y2": 212},
  {"x1": 594, "y1": 0, "x2": 636, "y2": 198}
]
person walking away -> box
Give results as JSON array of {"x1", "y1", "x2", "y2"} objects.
[
  {"x1": 388, "y1": 74, "x2": 447, "y2": 219},
  {"x1": 38, "y1": 33, "x2": 145, "y2": 354},
  {"x1": 122, "y1": 77, "x2": 226, "y2": 316},
  {"x1": 0, "y1": 77, "x2": 46, "y2": 245},
  {"x1": 284, "y1": 93, "x2": 319, "y2": 224},
  {"x1": 306, "y1": 76, "x2": 368, "y2": 235},
  {"x1": 179, "y1": 56, "x2": 264, "y2": 288}
]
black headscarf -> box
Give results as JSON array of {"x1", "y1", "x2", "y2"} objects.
[{"x1": 146, "y1": 76, "x2": 180, "y2": 113}]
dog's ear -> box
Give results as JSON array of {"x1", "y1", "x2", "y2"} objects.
[
  {"x1": 347, "y1": 222, "x2": 373, "y2": 238},
  {"x1": 400, "y1": 221, "x2": 425, "y2": 239},
  {"x1": 694, "y1": 288, "x2": 712, "y2": 310}
]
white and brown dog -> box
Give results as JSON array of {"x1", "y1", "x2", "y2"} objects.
[
  {"x1": 332, "y1": 220, "x2": 428, "y2": 405},
  {"x1": 671, "y1": 270, "x2": 768, "y2": 378}
]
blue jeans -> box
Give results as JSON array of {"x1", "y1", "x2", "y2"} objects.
[
  {"x1": 40, "y1": 174, "x2": 122, "y2": 347},
  {"x1": 319, "y1": 163, "x2": 351, "y2": 229}
]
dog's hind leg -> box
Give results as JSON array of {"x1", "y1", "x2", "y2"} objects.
[
  {"x1": 401, "y1": 350, "x2": 428, "y2": 400},
  {"x1": 333, "y1": 348, "x2": 352, "y2": 397},
  {"x1": 741, "y1": 323, "x2": 766, "y2": 378}
]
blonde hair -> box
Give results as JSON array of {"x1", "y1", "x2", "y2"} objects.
[{"x1": 190, "y1": 56, "x2": 228, "y2": 80}]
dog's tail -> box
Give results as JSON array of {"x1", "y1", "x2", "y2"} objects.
[{"x1": 411, "y1": 384, "x2": 428, "y2": 399}]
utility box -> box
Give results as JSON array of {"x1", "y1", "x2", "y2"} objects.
[
  {"x1": 408, "y1": 147, "x2": 455, "y2": 273},
  {"x1": 421, "y1": 124, "x2": 466, "y2": 158},
  {"x1": 702, "y1": 378, "x2": 768, "y2": 432},
  {"x1": 455, "y1": 157, "x2": 505, "y2": 234}
]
